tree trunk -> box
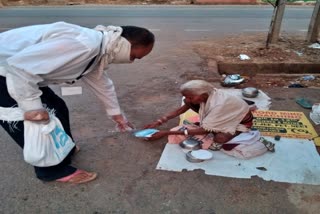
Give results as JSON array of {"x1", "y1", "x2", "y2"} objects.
[
  {"x1": 266, "y1": 0, "x2": 287, "y2": 48},
  {"x1": 307, "y1": 0, "x2": 320, "y2": 43}
]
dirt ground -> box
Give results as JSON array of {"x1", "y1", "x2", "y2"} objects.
[
  {"x1": 182, "y1": 33, "x2": 320, "y2": 147},
  {"x1": 1, "y1": 33, "x2": 320, "y2": 213},
  {"x1": 192, "y1": 33, "x2": 320, "y2": 89}
]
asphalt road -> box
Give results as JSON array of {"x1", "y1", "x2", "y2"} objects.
[{"x1": 0, "y1": 5, "x2": 315, "y2": 41}]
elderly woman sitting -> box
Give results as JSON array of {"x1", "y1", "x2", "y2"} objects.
[{"x1": 144, "y1": 80, "x2": 274, "y2": 159}]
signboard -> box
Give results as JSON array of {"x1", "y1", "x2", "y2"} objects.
[
  {"x1": 253, "y1": 110, "x2": 319, "y2": 146},
  {"x1": 180, "y1": 109, "x2": 320, "y2": 146}
]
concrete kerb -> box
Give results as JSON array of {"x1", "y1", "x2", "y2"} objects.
[{"x1": 217, "y1": 62, "x2": 320, "y2": 76}]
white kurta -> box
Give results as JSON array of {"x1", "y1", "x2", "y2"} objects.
[{"x1": 0, "y1": 22, "x2": 121, "y2": 116}]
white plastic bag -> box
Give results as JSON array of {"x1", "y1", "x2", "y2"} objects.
[
  {"x1": 310, "y1": 103, "x2": 320, "y2": 125},
  {"x1": 239, "y1": 54, "x2": 251, "y2": 60},
  {"x1": 0, "y1": 106, "x2": 24, "y2": 121},
  {"x1": 23, "y1": 116, "x2": 75, "y2": 167}
]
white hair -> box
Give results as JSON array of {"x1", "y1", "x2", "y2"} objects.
[{"x1": 180, "y1": 80, "x2": 214, "y2": 95}]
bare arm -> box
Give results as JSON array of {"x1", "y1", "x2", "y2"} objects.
[
  {"x1": 145, "y1": 127, "x2": 209, "y2": 141},
  {"x1": 143, "y1": 104, "x2": 190, "y2": 129}
]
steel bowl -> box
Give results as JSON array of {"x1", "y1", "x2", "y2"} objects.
[
  {"x1": 179, "y1": 138, "x2": 202, "y2": 150},
  {"x1": 186, "y1": 151, "x2": 204, "y2": 163},
  {"x1": 242, "y1": 87, "x2": 259, "y2": 98}
]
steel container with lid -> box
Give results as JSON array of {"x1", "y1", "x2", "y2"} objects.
[{"x1": 242, "y1": 87, "x2": 259, "y2": 98}]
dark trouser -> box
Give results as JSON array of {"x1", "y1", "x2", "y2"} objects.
[{"x1": 0, "y1": 76, "x2": 76, "y2": 181}]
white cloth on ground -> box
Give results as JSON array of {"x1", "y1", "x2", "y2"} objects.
[{"x1": 157, "y1": 138, "x2": 320, "y2": 185}]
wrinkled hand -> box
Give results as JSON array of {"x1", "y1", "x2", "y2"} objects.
[
  {"x1": 24, "y1": 109, "x2": 49, "y2": 124},
  {"x1": 112, "y1": 114, "x2": 134, "y2": 132},
  {"x1": 144, "y1": 131, "x2": 168, "y2": 141}
]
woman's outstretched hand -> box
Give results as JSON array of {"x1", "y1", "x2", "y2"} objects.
[
  {"x1": 143, "y1": 121, "x2": 160, "y2": 129},
  {"x1": 144, "y1": 131, "x2": 168, "y2": 141},
  {"x1": 143, "y1": 117, "x2": 168, "y2": 129}
]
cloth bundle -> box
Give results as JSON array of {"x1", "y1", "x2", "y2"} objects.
[{"x1": 221, "y1": 130, "x2": 268, "y2": 159}]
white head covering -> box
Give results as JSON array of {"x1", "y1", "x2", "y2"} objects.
[{"x1": 94, "y1": 25, "x2": 132, "y2": 77}]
